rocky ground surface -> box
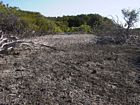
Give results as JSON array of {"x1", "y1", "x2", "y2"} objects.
[{"x1": 0, "y1": 34, "x2": 140, "y2": 105}]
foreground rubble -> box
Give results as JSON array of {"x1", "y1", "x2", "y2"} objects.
[{"x1": 0, "y1": 34, "x2": 140, "y2": 105}]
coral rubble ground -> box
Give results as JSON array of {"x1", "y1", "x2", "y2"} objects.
[{"x1": 0, "y1": 34, "x2": 140, "y2": 105}]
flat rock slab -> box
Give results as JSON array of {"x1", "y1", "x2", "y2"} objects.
[{"x1": 25, "y1": 34, "x2": 95, "y2": 46}]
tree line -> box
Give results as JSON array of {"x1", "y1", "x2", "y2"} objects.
[
  {"x1": 0, "y1": 1, "x2": 139, "y2": 37},
  {"x1": 0, "y1": 2, "x2": 116, "y2": 37}
]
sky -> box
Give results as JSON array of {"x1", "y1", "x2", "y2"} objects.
[{"x1": 2, "y1": 0, "x2": 140, "y2": 27}]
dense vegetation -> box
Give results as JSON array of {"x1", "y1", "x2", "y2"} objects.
[
  {"x1": 0, "y1": 1, "x2": 116, "y2": 37},
  {"x1": 48, "y1": 14, "x2": 114, "y2": 33}
]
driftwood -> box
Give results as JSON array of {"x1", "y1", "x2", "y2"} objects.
[
  {"x1": 0, "y1": 31, "x2": 64, "y2": 54},
  {"x1": 0, "y1": 41, "x2": 22, "y2": 51},
  {"x1": 0, "y1": 32, "x2": 32, "y2": 54}
]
